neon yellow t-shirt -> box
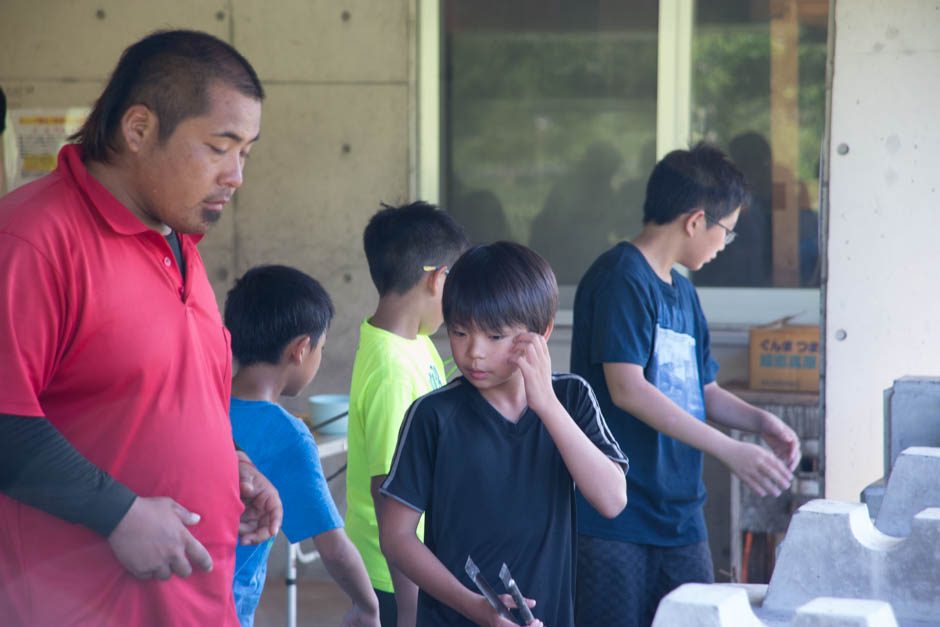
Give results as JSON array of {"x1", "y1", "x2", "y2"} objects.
[{"x1": 345, "y1": 319, "x2": 446, "y2": 592}]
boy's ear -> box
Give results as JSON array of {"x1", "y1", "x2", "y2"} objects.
[
  {"x1": 286, "y1": 334, "x2": 312, "y2": 364},
  {"x1": 683, "y1": 208, "x2": 705, "y2": 237},
  {"x1": 426, "y1": 266, "x2": 448, "y2": 296},
  {"x1": 541, "y1": 318, "x2": 555, "y2": 342}
]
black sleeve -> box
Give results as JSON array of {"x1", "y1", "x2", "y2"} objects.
[
  {"x1": 0, "y1": 414, "x2": 137, "y2": 536},
  {"x1": 561, "y1": 375, "x2": 630, "y2": 470},
  {"x1": 379, "y1": 396, "x2": 437, "y2": 513},
  {"x1": 0, "y1": 85, "x2": 5, "y2": 134}
]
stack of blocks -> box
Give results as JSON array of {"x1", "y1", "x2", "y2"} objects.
[{"x1": 652, "y1": 447, "x2": 940, "y2": 626}]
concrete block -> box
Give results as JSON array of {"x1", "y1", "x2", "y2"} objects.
[
  {"x1": 733, "y1": 584, "x2": 770, "y2": 607},
  {"x1": 860, "y1": 477, "x2": 886, "y2": 521},
  {"x1": 792, "y1": 598, "x2": 898, "y2": 627},
  {"x1": 875, "y1": 447, "x2": 940, "y2": 536},
  {"x1": 883, "y1": 377, "x2": 940, "y2": 475},
  {"x1": 651, "y1": 584, "x2": 766, "y2": 627},
  {"x1": 763, "y1": 500, "x2": 940, "y2": 623},
  {"x1": 653, "y1": 584, "x2": 904, "y2": 627}
]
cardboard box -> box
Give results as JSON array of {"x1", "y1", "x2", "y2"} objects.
[{"x1": 749, "y1": 324, "x2": 820, "y2": 393}]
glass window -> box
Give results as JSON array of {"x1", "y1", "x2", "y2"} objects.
[
  {"x1": 444, "y1": 1, "x2": 659, "y2": 285},
  {"x1": 690, "y1": 1, "x2": 827, "y2": 288},
  {"x1": 441, "y1": 0, "x2": 827, "y2": 291}
]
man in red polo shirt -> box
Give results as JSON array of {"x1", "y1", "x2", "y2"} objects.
[{"x1": 0, "y1": 31, "x2": 281, "y2": 626}]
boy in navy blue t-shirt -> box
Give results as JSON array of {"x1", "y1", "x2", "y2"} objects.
[
  {"x1": 379, "y1": 242, "x2": 629, "y2": 627},
  {"x1": 570, "y1": 143, "x2": 802, "y2": 627},
  {"x1": 225, "y1": 265, "x2": 379, "y2": 627}
]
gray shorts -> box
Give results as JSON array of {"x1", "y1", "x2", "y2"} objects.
[{"x1": 575, "y1": 534, "x2": 714, "y2": 627}]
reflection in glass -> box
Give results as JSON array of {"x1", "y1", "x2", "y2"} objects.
[
  {"x1": 691, "y1": 1, "x2": 827, "y2": 288},
  {"x1": 443, "y1": 1, "x2": 827, "y2": 289},
  {"x1": 444, "y1": 1, "x2": 658, "y2": 284}
]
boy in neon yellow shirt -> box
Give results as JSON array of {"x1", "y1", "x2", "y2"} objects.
[{"x1": 346, "y1": 202, "x2": 468, "y2": 626}]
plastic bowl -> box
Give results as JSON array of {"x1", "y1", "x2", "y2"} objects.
[{"x1": 308, "y1": 394, "x2": 350, "y2": 435}]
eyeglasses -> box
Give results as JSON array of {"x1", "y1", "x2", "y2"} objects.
[
  {"x1": 703, "y1": 214, "x2": 737, "y2": 245},
  {"x1": 422, "y1": 265, "x2": 450, "y2": 275}
]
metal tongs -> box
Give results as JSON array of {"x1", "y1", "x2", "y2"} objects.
[
  {"x1": 464, "y1": 556, "x2": 535, "y2": 625},
  {"x1": 499, "y1": 563, "x2": 535, "y2": 625}
]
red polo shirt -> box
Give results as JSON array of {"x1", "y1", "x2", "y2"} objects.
[{"x1": 0, "y1": 145, "x2": 241, "y2": 626}]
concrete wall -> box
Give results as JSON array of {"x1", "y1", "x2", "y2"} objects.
[
  {"x1": 0, "y1": 0, "x2": 414, "y2": 414},
  {"x1": 824, "y1": 0, "x2": 940, "y2": 500}
]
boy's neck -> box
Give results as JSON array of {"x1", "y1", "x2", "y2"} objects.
[
  {"x1": 632, "y1": 225, "x2": 684, "y2": 283},
  {"x1": 370, "y1": 293, "x2": 425, "y2": 340},
  {"x1": 231, "y1": 364, "x2": 288, "y2": 403},
  {"x1": 477, "y1": 373, "x2": 529, "y2": 423}
]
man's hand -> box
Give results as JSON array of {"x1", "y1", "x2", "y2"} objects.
[
  {"x1": 236, "y1": 452, "x2": 282, "y2": 545},
  {"x1": 107, "y1": 496, "x2": 212, "y2": 580},
  {"x1": 340, "y1": 604, "x2": 381, "y2": 627}
]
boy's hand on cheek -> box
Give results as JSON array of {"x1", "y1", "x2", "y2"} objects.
[{"x1": 510, "y1": 332, "x2": 556, "y2": 416}]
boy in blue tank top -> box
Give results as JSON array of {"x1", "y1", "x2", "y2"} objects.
[{"x1": 570, "y1": 143, "x2": 802, "y2": 627}]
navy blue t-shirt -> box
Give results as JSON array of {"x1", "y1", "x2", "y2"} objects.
[
  {"x1": 381, "y1": 375, "x2": 628, "y2": 627},
  {"x1": 570, "y1": 242, "x2": 718, "y2": 546}
]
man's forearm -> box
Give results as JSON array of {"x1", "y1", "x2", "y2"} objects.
[{"x1": 0, "y1": 414, "x2": 136, "y2": 536}]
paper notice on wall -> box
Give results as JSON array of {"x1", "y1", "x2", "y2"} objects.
[{"x1": 4, "y1": 108, "x2": 89, "y2": 191}]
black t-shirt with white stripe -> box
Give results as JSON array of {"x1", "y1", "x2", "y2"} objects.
[{"x1": 381, "y1": 374, "x2": 628, "y2": 627}]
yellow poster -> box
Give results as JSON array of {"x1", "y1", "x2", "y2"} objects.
[{"x1": 5, "y1": 108, "x2": 89, "y2": 191}]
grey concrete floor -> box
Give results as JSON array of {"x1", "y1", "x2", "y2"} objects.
[{"x1": 254, "y1": 578, "x2": 352, "y2": 627}]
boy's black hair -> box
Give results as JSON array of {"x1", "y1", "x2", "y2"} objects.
[
  {"x1": 363, "y1": 201, "x2": 469, "y2": 296},
  {"x1": 224, "y1": 265, "x2": 334, "y2": 366},
  {"x1": 70, "y1": 29, "x2": 264, "y2": 162},
  {"x1": 642, "y1": 141, "x2": 751, "y2": 225},
  {"x1": 443, "y1": 241, "x2": 558, "y2": 334}
]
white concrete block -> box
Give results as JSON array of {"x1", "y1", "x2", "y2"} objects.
[
  {"x1": 792, "y1": 598, "x2": 898, "y2": 627},
  {"x1": 651, "y1": 583, "x2": 766, "y2": 627},
  {"x1": 874, "y1": 447, "x2": 940, "y2": 536},
  {"x1": 764, "y1": 499, "x2": 940, "y2": 623}
]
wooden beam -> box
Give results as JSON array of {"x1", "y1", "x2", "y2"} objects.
[{"x1": 770, "y1": 0, "x2": 801, "y2": 286}]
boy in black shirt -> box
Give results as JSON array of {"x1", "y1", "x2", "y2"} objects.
[{"x1": 379, "y1": 241, "x2": 629, "y2": 626}]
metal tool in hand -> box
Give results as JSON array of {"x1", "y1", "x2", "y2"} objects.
[
  {"x1": 465, "y1": 556, "x2": 515, "y2": 622},
  {"x1": 499, "y1": 563, "x2": 535, "y2": 625}
]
